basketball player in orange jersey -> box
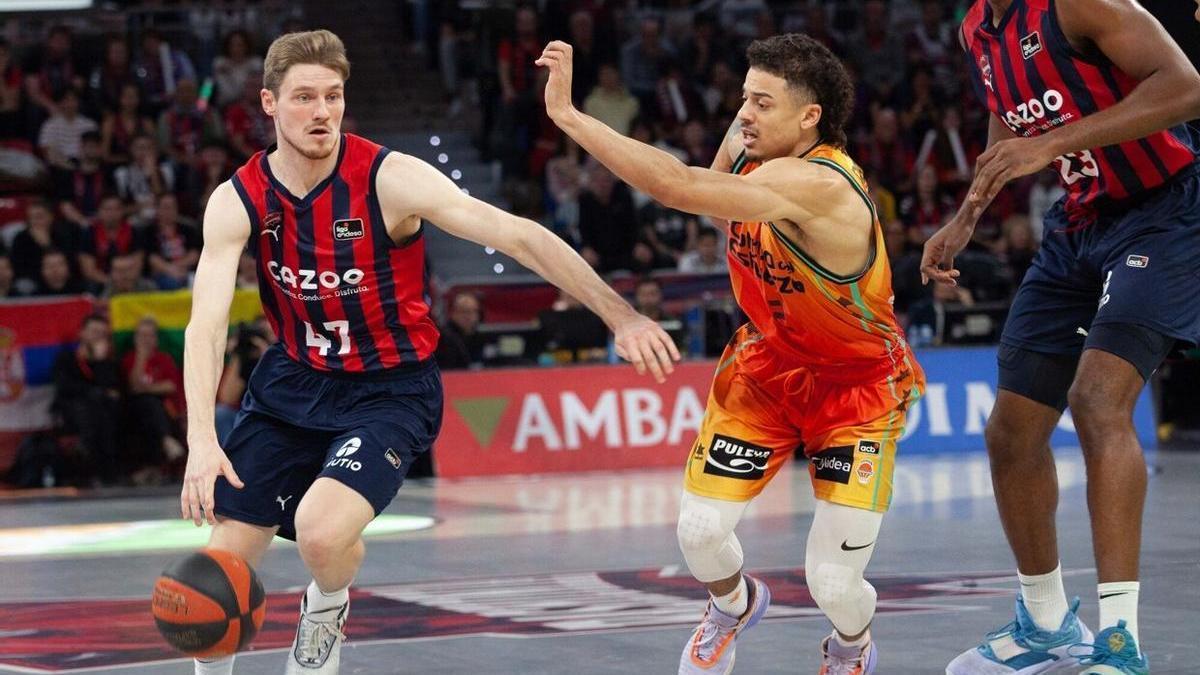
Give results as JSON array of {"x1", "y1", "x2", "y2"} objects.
[
  {"x1": 180, "y1": 30, "x2": 679, "y2": 675},
  {"x1": 539, "y1": 35, "x2": 923, "y2": 674}
]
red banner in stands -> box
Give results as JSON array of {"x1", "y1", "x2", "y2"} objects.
[{"x1": 435, "y1": 362, "x2": 716, "y2": 478}]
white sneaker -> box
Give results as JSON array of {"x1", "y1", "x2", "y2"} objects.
[{"x1": 285, "y1": 593, "x2": 347, "y2": 674}]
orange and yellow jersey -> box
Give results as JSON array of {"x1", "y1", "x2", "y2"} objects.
[{"x1": 725, "y1": 144, "x2": 918, "y2": 384}]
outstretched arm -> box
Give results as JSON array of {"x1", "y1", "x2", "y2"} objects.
[
  {"x1": 376, "y1": 153, "x2": 681, "y2": 381},
  {"x1": 181, "y1": 181, "x2": 248, "y2": 525},
  {"x1": 536, "y1": 41, "x2": 838, "y2": 225},
  {"x1": 970, "y1": 0, "x2": 1200, "y2": 205}
]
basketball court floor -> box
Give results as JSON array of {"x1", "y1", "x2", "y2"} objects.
[{"x1": 1, "y1": 447, "x2": 1197, "y2": 674}]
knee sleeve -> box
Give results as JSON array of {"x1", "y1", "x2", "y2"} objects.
[
  {"x1": 677, "y1": 491, "x2": 748, "y2": 583},
  {"x1": 805, "y1": 500, "x2": 883, "y2": 636}
]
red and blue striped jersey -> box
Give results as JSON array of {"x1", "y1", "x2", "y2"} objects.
[
  {"x1": 231, "y1": 133, "x2": 438, "y2": 373},
  {"x1": 962, "y1": 0, "x2": 1199, "y2": 212}
]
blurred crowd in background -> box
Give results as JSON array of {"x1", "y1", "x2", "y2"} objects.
[{"x1": 3, "y1": 0, "x2": 1192, "y2": 487}]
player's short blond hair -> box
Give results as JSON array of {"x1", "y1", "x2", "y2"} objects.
[{"x1": 263, "y1": 29, "x2": 350, "y2": 94}]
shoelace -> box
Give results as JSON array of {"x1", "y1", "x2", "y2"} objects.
[
  {"x1": 985, "y1": 618, "x2": 1021, "y2": 642},
  {"x1": 1067, "y1": 642, "x2": 1141, "y2": 669},
  {"x1": 692, "y1": 614, "x2": 735, "y2": 661},
  {"x1": 296, "y1": 616, "x2": 345, "y2": 664},
  {"x1": 821, "y1": 650, "x2": 866, "y2": 675}
]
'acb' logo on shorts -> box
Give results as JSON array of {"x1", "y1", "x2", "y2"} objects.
[
  {"x1": 702, "y1": 434, "x2": 773, "y2": 480},
  {"x1": 326, "y1": 437, "x2": 363, "y2": 471}
]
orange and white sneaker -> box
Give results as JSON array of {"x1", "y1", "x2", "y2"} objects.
[
  {"x1": 819, "y1": 634, "x2": 878, "y2": 674},
  {"x1": 678, "y1": 575, "x2": 771, "y2": 674}
]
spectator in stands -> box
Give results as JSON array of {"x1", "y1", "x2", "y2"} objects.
[
  {"x1": 215, "y1": 318, "x2": 274, "y2": 442},
  {"x1": 913, "y1": 106, "x2": 973, "y2": 187},
  {"x1": 134, "y1": 28, "x2": 197, "y2": 115},
  {"x1": 212, "y1": 30, "x2": 261, "y2": 108},
  {"x1": 52, "y1": 314, "x2": 121, "y2": 486},
  {"x1": 702, "y1": 60, "x2": 742, "y2": 121},
  {"x1": 801, "y1": 3, "x2": 845, "y2": 56},
  {"x1": 567, "y1": 11, "x2": 604, "y2": 106},
  {"x1": 223, "y1": 77, "x2": 273, "y2": 161},
  {"x1": 54, "y1": 132, "x2": 113, "y2": 227},
  {"x1": 996, "y1": 214, "x2": 1039, "y2": 290},
  {"x1": 79, "y1": 195, "x2": 144, "y2": 292},
  {"x1": 633, "y1": 277, "x2": 676, "y2": 324},
  {"x1": 652, "y1": 60, "x2": 705, "y2": 133},
  {"x1": 678, "y1": 227, "x2": 727, "y2": 274},
  {"x1": 847, "y1": 0, "x2": 906, "y2": 104},
  {"x1": 907, "y1": 280, "x2": 975, "y2": 347},
  {"x1": 0, "y1": 39, "x2": 23, "y2": 139},
  {"x1": 907, "y1": 0, "x2": 957, "y2": 95},
  {"x1": 87, "y1": 36, "x2": 135, "y2": 118},
  {"x1": 35, "y1": 249, "x2": 84, "y2": 296},
  {"x1": 583, "y1": 63, "x2": 639, "y2": 136},
  {"x1": 577, "y1": 162, "x2": 637, "y2": 272},
  {"x1": 100, "y1": 83, "x2": 155, "y2": 167},
  {"x1": 679, "y1": 119, "x2": 715, "y2": 167},
  {"x1": 495, "y1": 5, "x2": 542, "y2": 177},
  {"x1": 680, "y1": 13, "x2": 723, "y2": 86},
  {"x1": 101, "y1": 252, "x2": 155, "y2": 298},
  {"x1": 114, "y1": 134, "x2": 176, "y2": 221},
  {"x1": 629, "y1": 238, "x2": 674, "y2": 273},
  {"x1": 621, "y1": 17, "x2": 673, "y2": 112},
  {"x1": 143, "y1": 193, "x2": 201, "y2": 290},
  {"x1": 22, "y1": 25, "x2": 81, "y2": 122},
  {"x1": 865, "y1": 167, "x2": 899, "y2": 225},
  {"x1": 157, "y1": 78, "x2": 224, "y2": 167},
  {"x1": 639, "y1": 199, "x2": 698, "y2": 266},
  {"x1": 0, "y1": 255, "x2": 15, "y2": 298},
  {"x1": 899, "y1": 66, "x2": 940, "y2": 141},
  {"x1": 544, "y1": 136, "x2": 585, "y2": 239},
  {"x1": 37, "y1": 89, "x2": 98, "y2": 170},
  {"x1": 184, "y1": 142, "x2": 235, "y2": 216},
  {"x1": 1028, "y1": 169, "x2": 1065, "y2": 241},
  {"x1": 10, "y1": 200, "x2": 76, "y2": 289},
  {"x1": 887, "y1": 219, "x2": 926, "y2": 317},
  {"x1": 900, "y1": 164, "x2": 957, "y2": 247},
  {"x1": 121, "y1": 317, "x2": 185, "y2": 483},
  {"x1": 236, "y1": 250, "x2": 258, "y2": 289},
  {"x1": 858, "y1": 107, "x2": 914, "y2": 195},
  {"x1": 435, "y1": 292, "x2": 486, "y2": 370}
]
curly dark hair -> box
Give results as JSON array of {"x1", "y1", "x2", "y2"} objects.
[{"x1": 746, "y1": 34, "x2": 855, "y2": 148}]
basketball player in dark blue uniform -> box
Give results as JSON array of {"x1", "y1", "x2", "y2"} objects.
[
  {"x1": 921, "y1": 1, "x2": 1200, "y2": 673},
  {"x1": 180, "y1": 30, "x2": 680, "y2": 675}
]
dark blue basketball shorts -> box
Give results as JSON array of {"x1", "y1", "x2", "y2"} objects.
[
  {"x1": 1002, "y1": 164, "x2": 1200, "y2": 372},
  {"x1": 214, "y1": 346, "x2": 443, "y2": 540}
]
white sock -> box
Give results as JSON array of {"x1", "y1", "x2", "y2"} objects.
[
  {"x1": 833, "y1": 627, "x2": 871, "y2": 650},
  {"x1": 305, "y1": 580, "x2": 349, "y2": 616},
  {"x1": 194, "y1": 655, "x2": 234, "y2": 675},
  {"x1": 1098, "y1": 581, "x2": 1140, "y2": 647},
  {"x1": 711, "y1": 575, "x2": 748, "y2": 617},
  {"x1": 1018, "y1": 563, "x2": 1070, "y2": 631}
]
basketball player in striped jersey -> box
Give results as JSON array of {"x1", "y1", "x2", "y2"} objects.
[
  {"x1": 180, "y1": 30, "x2": 679, "y2": 675},
  {"x1": 920, "y1": 2, "x2": 1200, "y2": 673},
  {"x1": 541, "y1": 35, "x2": 924, "y2": 674}
]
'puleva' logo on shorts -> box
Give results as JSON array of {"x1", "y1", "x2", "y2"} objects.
[
  {"x1": 702, "y1": 434, "x2": 773, "y2": 480},
  {"x1": 811, "y1": 445, "x2": 854, "y2": 484}
]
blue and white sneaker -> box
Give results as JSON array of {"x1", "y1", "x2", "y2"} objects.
[
  {"x1": 1073, "y1": 621, "x2": 1149, "y2": 674},
  {"x1": 945, "y1": 597, "x2": 1092, "y2": 674}
]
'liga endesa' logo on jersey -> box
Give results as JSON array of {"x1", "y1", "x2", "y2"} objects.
[{"x1": 266, "y1": 261, "x2": 370, "y2": 301}]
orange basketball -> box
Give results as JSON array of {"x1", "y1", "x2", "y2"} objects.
[{"x1": 151, "y1": 549, "x2": 266, "y2": 658}]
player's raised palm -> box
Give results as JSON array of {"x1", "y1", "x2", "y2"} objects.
[
  {"x1": 536, "y1": 40, "x2": 575, "y2": 123},
  {"x1": 612, "y1": 313, "x2": 681, "y2": 384}
]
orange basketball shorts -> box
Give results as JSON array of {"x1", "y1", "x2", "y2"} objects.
[{"x1": 684, "y1": 324, "x2": 924, "y2": 512}]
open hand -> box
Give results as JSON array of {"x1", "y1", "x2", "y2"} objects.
[{"x1": 612, "y1": 313, "x2": 681, "y2": 383}]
